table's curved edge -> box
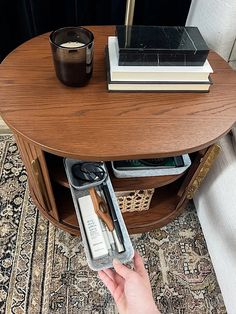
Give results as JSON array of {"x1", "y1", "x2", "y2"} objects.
[{"x1": 5, "y1": 115, "x2": 235, "y2": 160}]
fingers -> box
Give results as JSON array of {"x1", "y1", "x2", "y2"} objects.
[
  {"x1": 113, "y1": 258, "x2": 133, "y2": 279},
  {"x1": 133, "y1": 251, "x2": 148, "y2": 278},
  {"x1": 114, "y1": 271, "x2": 125, "y2": 286},
  {"x1": 98, "y1": 270, "x2": 117, "y2": 296},
  {"x1": 103, "y1": 268, "x2": 116, "y2": 281},
  {"x1": 103, "y1": 268, "x2": 125, "y2": 286}
]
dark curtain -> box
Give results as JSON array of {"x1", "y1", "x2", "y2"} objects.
[{"x1": 0, "y1": 0, "x2": 191, "y2": 62}]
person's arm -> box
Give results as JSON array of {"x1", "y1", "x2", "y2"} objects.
[{"x1": 98, "y1": 251, "x2": 161, "y2": 314}]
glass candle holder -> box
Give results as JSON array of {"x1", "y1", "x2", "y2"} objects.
[{"x1": 49, "y1": 26, "x2": 94, "y2": 87}]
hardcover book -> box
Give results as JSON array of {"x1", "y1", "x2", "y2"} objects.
[
  {"x1": 108, "y1": 37, "x2": 213, "y2": 82},
  {"x1": 105, "y1": 46, "x2": 212, "y2": 92}
]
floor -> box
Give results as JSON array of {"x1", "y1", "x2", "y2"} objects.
[{"x1": 0, "y1": 116, "x2": 11, "y2": 134}]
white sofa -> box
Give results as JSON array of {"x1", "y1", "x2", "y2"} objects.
[
  {"x1": 186, "y1": 2, "x2": 236, "y2": 312},
  {"x1": 193, "y1": 129, "x2": 236, "y2": 314}
]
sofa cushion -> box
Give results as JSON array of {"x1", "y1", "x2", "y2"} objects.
[{"x1": 193, "y1": 133, "x2": 236, "y2": 314}]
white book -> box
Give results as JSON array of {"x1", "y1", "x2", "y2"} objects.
[
  {"x1": 107, "y1": 81, "x2": 211, "y2": 92},
  {"x1": 108, "y1": 36, "x2": 213, "y2": 82}
]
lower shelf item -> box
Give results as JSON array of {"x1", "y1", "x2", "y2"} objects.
[
  {"x1": 115, "y1": 189, "x2": 155, "y2": 213},
  {"x1": 111, "y1": 154, "x2": 191, "y2": 178}
]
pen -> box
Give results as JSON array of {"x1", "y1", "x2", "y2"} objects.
[
  {"x1": 105, "y1": 225, "x2": 116, "y2": 251},
  {"x1": 102, "y1": 183, "x2": 124, "y2": 245}
]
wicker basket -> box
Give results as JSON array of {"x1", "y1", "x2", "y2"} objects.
[{"x1": 115, "y1": 189, "x2": 155, "y2": 213}]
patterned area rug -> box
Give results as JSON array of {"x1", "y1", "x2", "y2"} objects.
[{"x1": 0, "y1": 135, "x2": 226, "y2": 314}]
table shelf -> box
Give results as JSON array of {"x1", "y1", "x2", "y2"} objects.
[
  {"x1": 46, "y1": 153, "x2": 186, "y2": 191},
  {"x1": 44, "y1": 172, "x2": 185, "y2": 235},
  {"x1": 42, "y1": 152, "x2": 189, "y2": 234},
  {"x1": 107, "y1": 163, "x2": 186, "y2": 191}
]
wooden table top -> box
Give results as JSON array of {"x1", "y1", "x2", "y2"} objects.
[{"x1": 0, "y1": 26, "x2": 236, "y2": 160}]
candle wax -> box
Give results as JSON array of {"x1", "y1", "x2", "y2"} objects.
[{"x1": 60, "y1": 41, "x2": 85, "y2": 48}]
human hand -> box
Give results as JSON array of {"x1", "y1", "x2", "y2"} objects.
[{"x1": 98, "y1": 251, "x2": 160, "y2": 314}]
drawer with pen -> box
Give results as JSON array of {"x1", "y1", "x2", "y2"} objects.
[{"x1": 64, "y1": 158, "x2": 134, "y2": 271}]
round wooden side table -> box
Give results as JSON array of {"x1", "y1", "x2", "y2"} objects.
[{"x1": 0, "y1": 26, "x2": 236, "y2": 235}]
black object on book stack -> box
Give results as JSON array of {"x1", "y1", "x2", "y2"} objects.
[{"x1": 105, "y1": 25, "x2": 213, "y2": 92}]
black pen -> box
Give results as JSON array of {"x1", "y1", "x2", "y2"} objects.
[{"x1": 102, "y1": 183, "x2": 124, "y2": 244}]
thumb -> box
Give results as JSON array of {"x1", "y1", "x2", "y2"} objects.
[
  {"x1": 113, "y1": 259, "x2": 133, "y2": 279},
  {"x1": 133, "y1": 251, "x2": 148, "y2": 279}
]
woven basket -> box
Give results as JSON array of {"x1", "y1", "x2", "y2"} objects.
[{"x1": 115, "y1": 189, "x2": 155, "y2": 213}]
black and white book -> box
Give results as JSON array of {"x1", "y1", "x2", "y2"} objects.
[
  {"x1": 105, "y1": 46, "x2": 212, "y2": 92},
  {"x1": 108, "y1": 36, "x2": 213, "y2": 82}
]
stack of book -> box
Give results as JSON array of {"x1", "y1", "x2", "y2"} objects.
[{"x1": 105, "y1": 37, "x2": 213, "y2": 92}]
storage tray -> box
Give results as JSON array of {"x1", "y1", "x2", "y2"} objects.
[
  {"x1": 64, "y1": 158, "x2": 134, "y2": 271},
  {"x1": 111, "y1": 154, "x2": 191, "y2": 178}
]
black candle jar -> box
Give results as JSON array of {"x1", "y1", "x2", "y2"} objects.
[{"x1": 49, "y1": 26, "x2": 94, "y2": 87}]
